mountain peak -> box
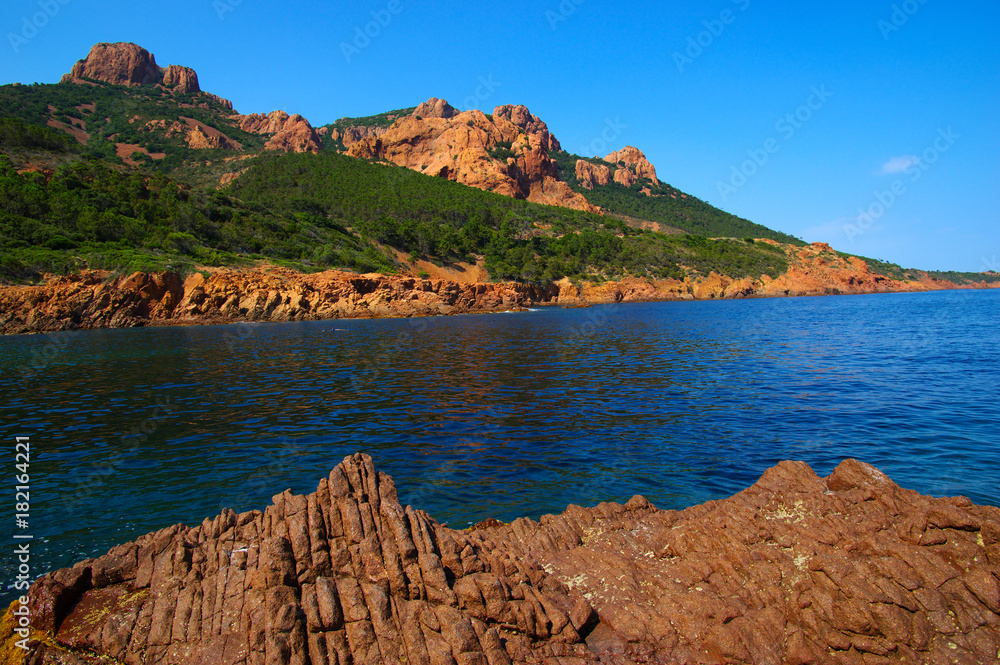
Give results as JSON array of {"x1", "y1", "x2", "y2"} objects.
[
  {"x1": 412, "y1": 97, "x2": 458, "y2": 119},
  {"x1": 60, "y1": 42, "x2": 200, "y2": 93}
]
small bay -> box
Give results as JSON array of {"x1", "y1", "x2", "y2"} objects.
[{"x1": 2, "y1": 289, "x2": 998, "y2": 600}]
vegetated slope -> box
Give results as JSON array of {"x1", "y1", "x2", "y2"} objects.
[
  {"x1": 0, "y1": 80, "x2": 259, "y2": 180},
  {"x1": 2, "y1": 45, "x2": 994, "y2": 290},
  {"x1": 0, "y1": 129, "x2": 791, "y2": 286},
  {"x1": 833, "y1": 252, "x2": 1000, "y2": 287},
  {"x1": 551, "y1": 150, "x2": 804, "y2": 244},
  {"x1": 0, "y1": 119, "x2": 396, "y2": 283},
  {"x1": 229, "y1": 151, "x2": 792, "y2": 283}
]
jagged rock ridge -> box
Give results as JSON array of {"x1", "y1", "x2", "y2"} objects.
[
  {"x1": 347, "y1": 98, "x2": 597, "y2": 212},
  {"x1": 10, "y1": 455, "x2": 1000, "y2": 664}
]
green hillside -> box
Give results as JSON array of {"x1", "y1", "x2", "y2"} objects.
[
  {"x1": 551, "y1": 150, "x2": 805, "y2": 244},
  {"x1": 2, "y1": 84, "x2": 995, "y2": 289},
  {"x1": 0, "y1": 122, "x2": 790, "y2": 285},
  {"x1": 0, "y1": 80, "x2": 262, "y2": 185}
]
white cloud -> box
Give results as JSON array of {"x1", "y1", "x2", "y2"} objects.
[{"x1": 879, "y1": 155, "x2": 920, "y2": 174}]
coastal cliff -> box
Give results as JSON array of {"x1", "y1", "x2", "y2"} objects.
[
  {"x1": 4, "y1": 455, "x2": 999, "y2": 664},
  {"x1": 0, "y1": 267, "x2": 556, "y2": 335},
  {"x1": 1, "y1": 243, "x2": 997, "y2": 335}
]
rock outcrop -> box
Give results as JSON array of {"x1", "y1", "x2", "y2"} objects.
[
  {"x1": 348, "y1": 99, "x2": 596, "y2": 212},
  {"x1": 3, "y1": 248, "x2": 999, "y2": 335},
  {"x1": 234, "y1": 111, "x2": 323, "y2": 154},
  {"x1": 552, "y1": 242, "x2": 1000, "y2": 305},
  {"x1": 574, "y1": 160, "x2": 611, "y2": 190},
  {"x1": 0, "y1": 268, "x2": 556, "y2": 335},
  {"x1": 186, "y1": 124, "x2": 238, "y2": 151},
  {"x1": 605, "y1": 146, "x2": 659, "y2": 185},
  {"x1": 413, "y1": 97, "x2": 459, "y2": 119},
  {"x1": 161, "y1": 64, "x2": 200, "y2": 94},
  {"x1": 319, "y1": 124, "x2": 389, "y2": 149},
  {"x1": 60, "y1": 42, "x2": 201, "y2": 93},
  {"x1": 8, "y1": 455, "x2": 1000, "y2": 664}
]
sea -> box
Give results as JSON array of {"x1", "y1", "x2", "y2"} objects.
[{"x1": 1, "y1": 288, "x2": 998, "y2": 601}]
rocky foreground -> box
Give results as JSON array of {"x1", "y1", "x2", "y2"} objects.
[
  {"x1": 2, "y1": 243, "x2": 997, "y2": 335},
  {"x1": 4, "y1": 455, "x2": 999, "y2": 664}
]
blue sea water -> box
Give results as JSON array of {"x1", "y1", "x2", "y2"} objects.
[{"x1": 1, "y1": 289, "x2": 998, "y2": 600}]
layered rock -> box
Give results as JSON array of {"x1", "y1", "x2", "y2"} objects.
[
  {"x1": 9, "y1": 455, "x2": 1000, "y2": 664},
  {"x1": 348, "y1": 99, "x2": 595, "y2": 212},
  {"x1": 234, "y1": 111, "x2": 323, "y2": 154},
  {"x1": 0, "y1": 268, "x2": 557, "y2": 335},
  {"x1": 60, "y1": 42, "x2": 201, "y2": 93}
]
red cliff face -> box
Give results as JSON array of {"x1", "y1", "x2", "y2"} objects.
[
  {"x1": 348, "y1": 98, "x2": 596, "y2": 212},
  {"x1": 3, "y1": 249, "x2": 997, "y2": 335},
  {"x1": 11, "y1": 455, "x2": 1000, "y2": 664},
  {"x1": 0, "y1": 268, "x2": 555, "y2": 334}
]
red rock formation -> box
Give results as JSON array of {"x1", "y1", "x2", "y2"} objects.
[
  {"x1": 161, "y1": 64, "x2": 200, "y2": 93},
  {"x1": 412, "y1": 97, "x2": 458, "y2": 119},
  {"x1": 605, "y1": 145, "x2": 659, "y2": 184},
  {"x1": 61, "y1": 42, "x2": 163, "y2": 87},
  {"x1": 9, "y1": 455, "x2": 1000, "y2": 664},
  {"x1": 348, "y1": 99, "x2": 595, "y2": 212},
  {"x1": 3, "y1": 251, "x2": 998, "y2": 335},
  {"x1": 575, "y1": 159, "x2": 611, "y2": 190},
  {"x1": 186, "y1": 124, "x2": 238, "y2": 150},
  {"x1": 60, "y1": 42, "x2": 203, "y2": 94},
  {"x1": 234, "y1": 111, "x2": 323, "y2": 154},
  {"x1": 322, "y1": 124, "x2": 390, "y2": 149},
  {"x1": 0, "y1": 268, "x2": 557, "y2": 335}
]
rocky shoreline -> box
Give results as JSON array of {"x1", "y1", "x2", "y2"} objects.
[
  {"x1": 2, "y1": 243, "x2": 997, "y2": 336},
  {"x1": 4, "y1": 455, "x2": 999, "y2": 664}
]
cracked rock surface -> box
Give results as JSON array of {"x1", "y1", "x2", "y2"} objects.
[{"x1": 13, "y1": 455, "x2": 1000, "y2": 664}]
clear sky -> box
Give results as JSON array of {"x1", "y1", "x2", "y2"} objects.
[{"x1": 2, "y1": 0, "x2": 997, "y2": 272}]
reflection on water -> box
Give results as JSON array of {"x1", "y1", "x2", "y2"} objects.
[{"x1": 1, "y1": 289, "x2": 999, "y2": 600}]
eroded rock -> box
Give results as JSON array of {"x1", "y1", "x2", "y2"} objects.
[{"x1": 7, "y1": 456, "x2": 1000, "y2": 664}]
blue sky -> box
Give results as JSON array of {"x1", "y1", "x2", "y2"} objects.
[{"x1": 3, "y1": 0, "x2": 997, "y2": 272}]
